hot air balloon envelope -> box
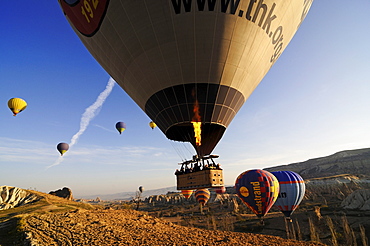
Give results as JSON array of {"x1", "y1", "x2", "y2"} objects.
[
  {"x1": 235, "y1": 169, "x2": 279, "y2": 218},
  {"x1": 115, "y1": 122, "x2": 126, "y2": 134},
  {"x1": 271, "y1": 171, "x2": 305, "y2": 218},
  {"x1": 8, "y1": 98, "x2": 27, "y2": 116},
  {"x1": 59, "y1": 0, "x2": 313, "y2": 156},
  {"x1": 215, "y1": 187, "x2": 226, "y2": 194},
  {"x1": 149, "y1": 121, "x2": 157, "y2": 130},
  {"x1": 181, "y1": 190, "x2": 193, "y2": 199},
  {"x1": 57, "y1": 143, "x2": 69, "y2": 156},
  {"x1": 139, "y1": 186, "x2": 144, "y2": 193},
  {"x1": 195, "y1": 189, "x2": 210, "y2": 206}
]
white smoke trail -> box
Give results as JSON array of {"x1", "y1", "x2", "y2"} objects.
[{"x1": 47, "y1": 77, "x2": 115, "y2": 169}]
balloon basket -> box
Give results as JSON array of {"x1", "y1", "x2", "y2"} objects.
[{"x1": 175, "y1": 155, "x2": 223, "y2": 190}]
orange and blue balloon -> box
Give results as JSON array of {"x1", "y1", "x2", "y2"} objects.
[
  {"x1": 195, "y1": 189, "x2": 210, "y2": 206},
  {"x1": 271, "y1": 171, "x2": 305, "y2": 218},
  {"x1": 235, "y1": 169, "x2": 279, "y2": 218},
  {"x1": 115, "y1": 122, "x2": 126, "y2": 134}
]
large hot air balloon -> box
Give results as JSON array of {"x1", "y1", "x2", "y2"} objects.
[
  {"x1": 181, "y1": 189, "x2": 193, "y2": 199},
  {"x1": 195, "y1": 189, "x2": 210, "y2": 206},
  {"x1": 8, "y1": 98, "x2": 27, "y2": 116},
  {"x1": 115, "y1": 122, "x2": 126, "y2": 134},
  {"x1": 235, "y1": 169, "x2": 279, "y2": 219},
  {"x1": 58, "y1": 0, "x2": 313, "y2": 157},
  {"x1": 271, "y1": 171, "x2": 305, "y2": 219},
  {"x1": 57, "y1": 142, "x2": 69, "y2": 156}
]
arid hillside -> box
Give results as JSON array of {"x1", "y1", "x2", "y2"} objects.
[
  {"x1": 0, "y1": 188, "x2": 324, "y2": 246},
  {"x1": 265, "y1": 148, "x2": 370, "y2": 179}
]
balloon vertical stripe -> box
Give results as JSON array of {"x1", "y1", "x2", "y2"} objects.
[{"x1": 271, "y1": 171, "x2": 305, "y2": 218}]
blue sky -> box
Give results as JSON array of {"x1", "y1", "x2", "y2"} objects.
[{"x1": 1, "y1": 1, "x2": 370, "y2": 197}]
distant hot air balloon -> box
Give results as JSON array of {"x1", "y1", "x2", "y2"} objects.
[
  {"x1": 195, "y1": 189, "x2": 210, "y2": 206},
  {"x1": 59, "y1": 0, "x2": 313, "y2": 157},
  {"x1": 181, "y1": 189, "x2": 193, "y2": 199},
  {"x1": 215, "y1": 187, "x2": 226, "y2": 194},
  {"x1": 138, "y1": 186, "x2": 144, "y2": 193},
  {"x1": 235, "y1": 169, "x2": 279, "y2": 219},
  {"x1": 8, "y1": 98, "x2": 27, "y2": 116},
  {"x1": 271, "y1": 171, "x2": 305, "y2": 219},
  {"x1": 149, "y1": 121, "x2": 157, "y2": 130},
  {"x1": 115, "y1": 122, "x2": 126, "y2": 134},
  {"x1": 57, "y1": 142, "x2": 69, "y2": 156}
]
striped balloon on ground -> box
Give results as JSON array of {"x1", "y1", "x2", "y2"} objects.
[
  {"x1": 235, "y1": 169, "x2": 279, "y2": 218},
  {"x1": 195, "y1": 189, "x2": 210, "y2": 206},
  {"x1": 181, "y1": 190, "x2": 193, "y2": 199},
  {"x1": 271, "y1": 171, "x2": 305, "y2": 218}
]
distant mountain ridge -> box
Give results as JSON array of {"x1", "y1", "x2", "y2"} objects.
[
  {"x1": 78, "y1": 186, "x2": 178, "y2": 201},
  {"x1": 265, "y1": 147, "x2": 370, "y2": 179}
]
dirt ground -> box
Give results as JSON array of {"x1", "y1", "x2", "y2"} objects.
[{"x1": 23, "y1": 208, "x2": 325, "y2": 246}]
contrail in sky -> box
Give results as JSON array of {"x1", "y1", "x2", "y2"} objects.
[{"x1": 47, "y1": 77, "x2": 115, "y2": 169}]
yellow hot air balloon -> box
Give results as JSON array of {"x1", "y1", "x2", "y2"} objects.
[
  {"x1": 8, "y1": 98, "x2": 27, "y2": 116},
  {"x1": 149, "y1": 121, "x2": 157, "y2": 130},
  {"x1": 59, "y1": 0, "x2": 313, "y2": 156}
]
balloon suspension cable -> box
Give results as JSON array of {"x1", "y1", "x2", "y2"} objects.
[
  {"x1": 170, "y1": 126, "x2": 198, "y2": 161},
  {"x1": 170, "y1": 141, "x2": 190, "y2": 162}
]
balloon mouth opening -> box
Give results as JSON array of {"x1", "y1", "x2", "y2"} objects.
[{"x1": 165, "y1": 123, "x2": 226, "y2": 156}]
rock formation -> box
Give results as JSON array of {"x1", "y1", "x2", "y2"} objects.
[
  {"x1": 341, "y1": 189, "x2": 370, "y2": 210},
  {"x1": 49, "y1": 187, "x2": 73, "y2": 200},
  {"x1": 0, "y1": 186, "x2": 39, "y2": 210}
]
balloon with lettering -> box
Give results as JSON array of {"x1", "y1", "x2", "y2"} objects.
[
  {"x1": 271, "y1": 171, "x2": 305, "y2": 219},
  {"x1": 195, "y1": 189, "x2": 210, "y2": 206},
  {"x1": 181, "y1": 189, "x2": 193, "y2": 199},
  {"x1": 235, "y1": 169, "x2": 279, "y2": 218},
  {"x1": 57, "y1": 142, "x2": 69, "y2": 156},
  {"x1": 8, "y1": 98, "x2": 27, "y2": 116},
  {"x1": 59, "y1": 0, "x2": 313, "y2": 156},
  {"x1": 115, "y1": 122, "x2": 126, "y2": 134}
]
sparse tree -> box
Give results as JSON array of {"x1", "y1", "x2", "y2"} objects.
[{"x1": 326, "y1": 216, "x2": 338, "y2": 246}]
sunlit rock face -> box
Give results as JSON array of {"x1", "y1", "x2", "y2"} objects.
[{"x1": 0, "y1": 186, "x2": 39, "y2": 210}]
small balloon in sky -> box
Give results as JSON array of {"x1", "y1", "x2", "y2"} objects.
[
  {"x1": 57, "y1": 142, "x2": 69, "y2": 156},
  {"x1": 115, "y1": 122, "x2": 126, "y2": 134},
  {"x1": 8, "y1": 98, "x2": 27, "y2": 116},
  {"x1": 149, "y1": 121, "x2": 156, "y2": 130}
]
